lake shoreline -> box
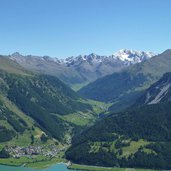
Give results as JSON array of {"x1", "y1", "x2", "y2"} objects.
[
  {"x1": 0, "y1": 163, "x2": 76, "y2": 171},
  {"x1": 0, "y1": 159, "x2": 169, "y2": 171}
]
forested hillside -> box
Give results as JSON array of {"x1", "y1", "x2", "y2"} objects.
[{"x1": 66, "y1": 102, "x2": 171, "y2": 169}]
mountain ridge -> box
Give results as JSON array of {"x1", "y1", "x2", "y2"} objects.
[
  {"x1": 9, "y1": 49, "x2": 155, "y2": 87},
  {"x1": 10, "y1": 49, "x2": 155, "y2": 65}
]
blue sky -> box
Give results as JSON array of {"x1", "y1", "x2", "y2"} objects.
[{"x1": 0, "y1": 0, "x2": 171, "y2": 58}]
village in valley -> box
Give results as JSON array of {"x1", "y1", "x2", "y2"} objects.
[{"x1": 5, "y1": 145, "x2": 63, "y2": 158}]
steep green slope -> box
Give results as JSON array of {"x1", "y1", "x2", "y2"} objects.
[
  {"x1": 78, "y1": 49, "x2": 171, "y2": 111},
  {"x1": 0, "y1": 71, "x2": 93, "y2": 141},
  {"x1": 0, "y1": 56, "x2": 52, "y2": 147},
  {"x1": 0, "y1": 94, "x2": 57, "y2": 148},
  {"x1": 66, "y1": 102, "x2": 171, "y2": 169}
]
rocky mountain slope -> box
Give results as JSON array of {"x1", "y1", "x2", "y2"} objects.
[
  {"x1": 134, "y1": 72, "x2": 171, "y2": 106},
  {"x1": 9, "y1": 49, "x2": 154, "y2": 87},
  {"x1": 78, "y1": 49, "x2": 171, "y2": 112}
]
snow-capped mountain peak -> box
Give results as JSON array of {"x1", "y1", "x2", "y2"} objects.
[{"x1": 112, "y1": 49, "x2": 155, "y2": 64}]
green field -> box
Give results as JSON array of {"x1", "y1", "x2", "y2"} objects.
[
  {"x1": 59, "y1": 112, "x2": 93, "y2": 126},
  {"x1": 57, "y1": 99, "x2": 111, "y2": 127},
  {"x1": 71, "y1": 82, "x2": 90, "y2": 91},
  {"x1": 0, "y1": 151, "x2": 66, "y2": 169}
]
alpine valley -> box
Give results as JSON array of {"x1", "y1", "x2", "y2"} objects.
[{"x1": 0, "y1": 49, "x2": 171, "y2": 170}]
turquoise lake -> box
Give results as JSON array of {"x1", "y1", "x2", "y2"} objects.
[{"x1": 0, "y1": 163, "x2": 79, "y2": 171}]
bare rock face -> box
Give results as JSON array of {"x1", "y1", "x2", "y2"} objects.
[{"x1": 135, "y1": 72, "x2": 171, "y2": 106}]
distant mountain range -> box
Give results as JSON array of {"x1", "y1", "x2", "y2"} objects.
[
  {"x1": 9, "y1": 49, "x2": 155, "y2": 87},
  {"x1": 79, "y1": 49, "x2": 171, "y2": 112}
]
